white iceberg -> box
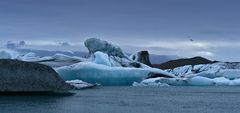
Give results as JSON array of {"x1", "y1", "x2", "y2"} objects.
[
  {"x1": 32, "y1": 53, "x2": 86, "y2": 68},
  {"x1": 132, "y1": 81, "x2": 170, "y2": 87},
  {"x1": 19, "y1": 52, "x2": 40, "y2": 61},
  {"x1": 166, "y1": 62, "x2": 240, "y2": 80},
  {"x1": 0, "y1": 49, "x2": 19, "y2": 59},
  {"x1": 38, "y1": 53, "x2": 82, "y2": 62},
  {"x1": 56, "y1": 62, "x2": 175, "y2": 86},
  {"x1": 186, "y1": 76, "x2": 214, "y2": 86},
  {"x1": 231, "y1": 79, "x2": 240, "y2": 85},
  {"x1": 66, "y1": 80, "x2": 97, "y2": 89},
  {"x1": 171, "y1": 65, "x2": 192, "y2": 77},
  {"x1": 134, "y1": 76, "x2": 214, "y2": 86},
  {"x1": 136, "y1": 75, "x2": 240, "y2": 86},
  {"x1": 94, "y1": 51, "x2": 111, "y2": 66},
  {"x1": 134, "y1": 77, "x2": 193, "y2": 86},
  {"x1": 212, "y1": 77, "x2": 231, "y2": 86},
  {"x1": 216, "y1": 69, "x2": 240, "y2": 80},
  {"x1": 137, "y1": 77, "x2": 183, "y2": 86}
]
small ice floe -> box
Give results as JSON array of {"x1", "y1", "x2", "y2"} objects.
[
  {"x1": 66, "y1": 80, "x2": 98, "y2": 89},
  {"x1": 132, "y1": 81, "x2": 170, "y2": 87},
  {"x1": 132, "y1": 78, "x2": 171, "y2": 87},
  {"x1": 213, "y1": 77, "x2": 231, "y2": 86},
  {"x1": 186, "y1": 76, "x2": 214, "y2": 86}
]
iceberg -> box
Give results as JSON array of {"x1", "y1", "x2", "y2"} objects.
[
  {"x1": 32, "y1": 53, "x2": 85, "y2": 68},
  {"x1": 231, "y1": 79, "x2": 240, "y2": 85},
  {"x1": 84, "y1": 38, "x2": 148, "y2": 68},
  {"x1": 141, "y1": 77, "x2": 186, "y2": 86},
  {"x1": 186, "y1": 76, "x2": 214, "y2": 86},
  {"x1": 216, "y1": 69, "x2": 240, "y2": 80},
  {"x1": 0, "y1": 49, "x2": 19, "y2": 59},
  {"x1": 66, "y1": 80, "x2": 98, "y2": 89},
  {"x1": 171, "y1": 65, "x2": 193, "y2": 77},
  {"x1": 132, "y1": 81, "x2": 170, "y2": 87},
  {"x1": 135, "y1": 75, "x2": 240, "y2": 86},
  {"x1": 94, "y1": 51, "x2": 111, "y2": 66},
  {"x1": 19, "y1": 52, "x2": 40, "y2": 61},
  {"x1": 56, "y1": 62, "x2": 175, "y2": 86},
  {"x1": 213, "y1": 77, "x2": 231, "y2": 86},
  {"x1": 54, "y1": 38, "x2": 176, "y2": 86},
  {"x1": 84, "y1": 38, "x2": 126, "y2": 58},
  {"x1": 165, "y1": 62, "x2": 240, "y2": 79},
  {"x1": 134, "y1": 76, "x2": 214, "y2": 86},
  {"x1": 37, "y1": 53, "x2": 83, "y2": 62}
]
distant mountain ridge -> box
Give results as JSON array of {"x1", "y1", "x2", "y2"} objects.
[
  {"x1": 149, "y1": 54, "x2": 180, "y2": 64},
  {"x1": 153, "y1": 56, "x2": 217, "y2": 70}
]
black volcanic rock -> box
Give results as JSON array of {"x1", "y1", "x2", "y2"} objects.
[
  {"x1": 0, "y1": 59, "x2": 73, "y2": 92},
  {"x1": 131, "y1": 51, "x2": 152, "y2": 66},
  {"x1": 146, "y1": 72, "x2": 174, "y2": 79},
  {"x1": 153, "y1": 56, "x2": 217, "y2": 70}
]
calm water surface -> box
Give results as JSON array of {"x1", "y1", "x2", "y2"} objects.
[{"x1": 0, "y1": 86, "x2": 240, "y2": 113}]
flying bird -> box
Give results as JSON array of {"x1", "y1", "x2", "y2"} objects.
[
  {"x1": 187, "y1": 36, "x2": 194, "y2": 42},
  {"x1": 190, "y1": 39, "x2": 194, "y2": 42}
]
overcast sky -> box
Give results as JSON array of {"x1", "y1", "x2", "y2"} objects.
[{"x1": 0, "y1": 0, "x2": 240, "y2": 61}]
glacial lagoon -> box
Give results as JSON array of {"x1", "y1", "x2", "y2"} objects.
[{"x1": 0, "y1": 86, "x2": 240, "y2": 113}]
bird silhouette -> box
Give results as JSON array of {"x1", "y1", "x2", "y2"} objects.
[{"x1": 187, "y1": 36, "x2": 194, "y2": 42}]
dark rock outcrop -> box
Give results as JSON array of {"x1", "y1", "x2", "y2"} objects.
[
  {"x1": 153, "y1": 56, "x2": 217, "y2": 70},
  {"x1": 0, "y1": 59, "x2": 73, "y2": 92},
  {"x1": 129, "y1": 62, "x2": 141, "y2": 68},
  {"x1": 131, "y1": 51, "x2": 152, "y2": 66},
  {"x1": 146, "y1": 72, "x2": 174, "y2": 79}
]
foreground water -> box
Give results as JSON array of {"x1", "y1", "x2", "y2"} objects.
[{"x1": 0, "y1": 86, "x2": 240, "y2": 113}]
